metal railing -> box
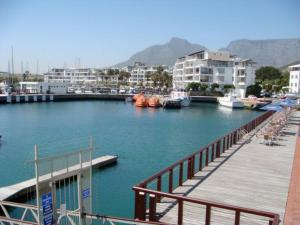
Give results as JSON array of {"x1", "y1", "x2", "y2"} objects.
[
  {"x1": 133, "y1": 187, "x2": 280, "y2": 225},
  {"x1": 0, "y1": 200, "x2": 173, "y2": 225},
  {"x1": 133, "y1": 110, "x2": 277, "y2": 225}
]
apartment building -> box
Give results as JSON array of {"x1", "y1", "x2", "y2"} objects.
[
  {"x1": 289, "y1": 64, "x2": 300, "y2": 93},
  {"x1": 121, "y1": 62, "x2": 171, "y2": 86},
  {"x1": 44, "y1": 68, "x2": 97, "y2": 84},
  {"x1": 173, "y1": 50, "x2": 256, "y2": 97}
]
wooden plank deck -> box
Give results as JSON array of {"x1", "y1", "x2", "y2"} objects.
[
  {"x1": 0, "y1": 155, "x2": 117, "y2": 201},
  {"x1": 158, "y1": 112, "x2": 299, "y2": 225}
]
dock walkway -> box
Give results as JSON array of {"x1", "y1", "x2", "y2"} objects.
[
  {"x1": 0, "y1": 155, "x2": 117, "y2": 201},
  {"x1": 158, "y1": 111, "x2": 299, "y2": 225}
]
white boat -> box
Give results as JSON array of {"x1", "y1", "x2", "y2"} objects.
[
  {"x1": 218, "y1": 93, "x2": 244, "y2": 108},
  {"x1": 170, "y1": 90, "x2": 191, "y2": 107}
]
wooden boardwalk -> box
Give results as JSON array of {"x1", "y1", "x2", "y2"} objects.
[
  {"x1": 158, "y1": 112, "x2": 299, "y2": 225},
  {"x1": 0, "y1": 155, "x2": 117, "y2": 201}
]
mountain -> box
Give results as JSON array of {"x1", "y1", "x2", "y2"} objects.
[
  {"x1": 113, "y1": 37, "x2": 300, "y2": 68},
  {"x1": 114, "y1": 37, "x2": 206, "y2": 68},
  {"x1": 220, "y1": 38, "x2": 300, "y2": 67}
]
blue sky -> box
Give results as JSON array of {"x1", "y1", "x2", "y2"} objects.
[{"x1": 0, "y1": 0, "x2": 300, "y2": 73}]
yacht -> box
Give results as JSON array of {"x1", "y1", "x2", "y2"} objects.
[
  {"x1": 218, "y1": 93, "x2": 244, "y2": 109},
  {"x1": 170, "y1": 90, "x2": 191, "y2": 107}
]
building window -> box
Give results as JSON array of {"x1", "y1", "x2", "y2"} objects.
[
  {"x1": 201, "y1": 67, "x2": 213, "y2": 74},
  {"x1": 217, "y1": 68, "x2": 225, "y2": 74}
]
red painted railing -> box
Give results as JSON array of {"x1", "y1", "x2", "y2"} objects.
[
  {"x1": 133, "y1": 110, "x2": 278, "y2": 225},
  {"x1": 133, "y1": 187, "x2": 279, "y2": 225}
]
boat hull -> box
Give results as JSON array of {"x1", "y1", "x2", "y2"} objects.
[
  {"x1": 180, "y1": 98, "x2": 191, "y2": 107},
  {"x1": 218, "y1": 99, "x2": 244, "y2": 108},
  {"x1": 163, "y1": 99, "x2": 181, "y2": 109}
]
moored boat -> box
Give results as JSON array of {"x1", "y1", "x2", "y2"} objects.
[
  {"x1": 162, "y1": 98, "x2": 181, "y2": 109},
  {"x1": 218, "y1": 93, "x2": 244, "y2": 109},
  {"x1": 241, "y1": 95, "x2": 270, "y2": 110},
  {"x1": 135, "y1": 95, "x2": 148, "y2": 107},
  {"x1": 133, "y1": 93, "x2": 143, "y2": 102},
  {"x1": 170, "y1": 90, "x2": 191, "y2": 107},
  {"x1": 148, "y1": 96, "x2": 161, "y2": 107}
]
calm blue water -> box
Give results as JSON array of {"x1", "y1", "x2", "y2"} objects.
[{"x1": 0, "y1": 101, "x2": 261, "y2": 217}]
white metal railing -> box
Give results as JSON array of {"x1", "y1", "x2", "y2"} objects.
[{"x1": 0, "y1": 201, "x2": 168, "y2": 225}]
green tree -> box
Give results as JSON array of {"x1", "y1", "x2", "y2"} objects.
[
  {"x1": 223, "y1": 84, "x2": 235, "y2": 93},
  {"x1": 162, "y1": 71, "x2": 172, "y2": 88},
  {"x1": 199, "y1": 83, "x2": 208, "y2": 92},
  {"x1": 255, "y1": 66, "x2": 281, "y2": 82},
  {"x1": 150, "y1": 66, "x2": 170, "y2": 88},
  {"x1": 119, "y1": 71, "x2": 131, "y2": 82},
  {"x1": 186, "y1": 82, "x2": 200, "y2": 91},
  {"x1": 246, "y1": 83, "x2": 262, "y2": 97},
  {"x1": 210, "y1": 83, "x2": 219, "y2": 92},
  {"x1": 106, "y1": 69, "x2": 115, "y2": 75}
]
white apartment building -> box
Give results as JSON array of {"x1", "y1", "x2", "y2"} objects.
[
  {"x1": 19, "y1": 81, "x2": 67, "y2": 94},
  {"x1": 173, "y1": 50, "x2": 256, "y2": 98},
  {"x1": 289, "y1": 64, "x2": 300, "y2": 93},
  {"x1": 44, "y1": 68, "x2": 97, "y2": 84},
  {"x1": 121, "y1": 62, "x2": 171, "y2": 86}
]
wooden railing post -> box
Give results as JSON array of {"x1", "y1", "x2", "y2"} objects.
[
  {"x1": 149, "y1": 194, "x2": 157, "y2": 222},
  {"x1": 226, "y1": 135, "x2": 229, "y2": 149},
  {"x1": 235, "y1": 210, "x2": 240, "y2": 225},
  {"x1": 169, "y1": 169, "x2": 173, "y2": 193},
  {"x1": 233, "y1": 131, "x2": 237, "y2": 144},
  {"x1": 199, "y1": 151, "x2": 203, "y2": 171},
  {"x1": 206, "y1": 148, "x2": 209, "y2": 166},
  {"x1": 178, "y1": 200, "x2": 183, "y2": 225},
  {"x1": 191, "y1": 155, "x2": 195, "y2": 176},
  {"x1": 134, "y1": 191, "x2": 146, "y2": 220},
  {"x1": 223, "y1": 137, "x2": 226, "y2": 152},
  {"x1": 211, "y1": 144, "x2": 215, "y2": 162},
  {"x1": 216, "y1": 140, "x2": 220, "y2": 158},
  {"x1": 205, "y1": 205, "x2": 211, "y2": 225},
  {"x1": 187, "y1": 158, "x2": 191, "y2": 179},
  {"x1": 179, "y1": 163, "x2": 183, "y2": 186},
  {"x1": 157, "y1": 176, "x2": 161, "y2": 202}
]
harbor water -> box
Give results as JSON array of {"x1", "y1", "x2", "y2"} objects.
[{"x1": 0, "y1": 101, "x2": 261, "y2": 217}]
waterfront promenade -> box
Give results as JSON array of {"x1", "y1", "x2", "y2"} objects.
[{"x1": 157, "y1": 111, "x2": 299, "y2": 224}]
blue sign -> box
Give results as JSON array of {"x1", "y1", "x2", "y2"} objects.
[
  {"x1": 82, "y1": 188, "x2": 90, "y2": 199},
  {"x1": 41, "y1": 193, "x2": 54, "y2": 225}
]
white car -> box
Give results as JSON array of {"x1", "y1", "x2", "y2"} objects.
[{"x1": 119, "y1": 89, "x2": 126, "y2": 94}]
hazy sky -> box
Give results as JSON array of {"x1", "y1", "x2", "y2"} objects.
[{"x1": 0, "y1": 0, "x2": 300, "y2": 73}]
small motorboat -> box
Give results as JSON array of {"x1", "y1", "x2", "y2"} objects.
[
  {"x1": 218, "y1": 92, "x2": 244, "y2": 109},
  {"x1": 148, "y1": 96, "x2": 161, "y2": 107},
  {"x1": 170, "y1": 90, "x2": 191, "y2": 107},
  {"x1": 241, "y1": 95, "x2": 269, "y2": 110},
  {"x1": 135, "y1": 95, "x2": 148, "y2": 107}
]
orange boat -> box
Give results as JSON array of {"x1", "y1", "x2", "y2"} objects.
[
  {"x1": 148, "y1": 96, "x2": 161, "y2": 107},
  {"x1": 135, "y1": 95, "x2": 148, "y2": 107},
  {"x1": 132, "y1": 93, "x2": 143, "y2": 101}
]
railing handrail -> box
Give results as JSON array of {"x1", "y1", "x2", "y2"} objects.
[
  {"x1": 137, "y1": 110, "x2": 273, "y2": 187},
  {"x1": 133, "y1": 186, "x2": 279, "y2": 221}
]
